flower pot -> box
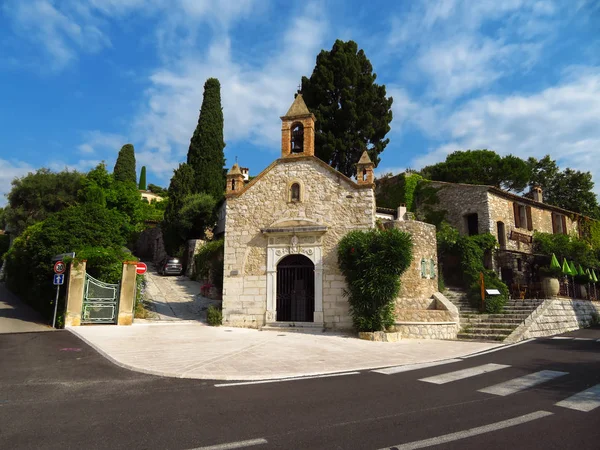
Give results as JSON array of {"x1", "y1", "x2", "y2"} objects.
[
  {"x1": 542, "y1": 277, "x2": 559, "y2": 298},
  {"x1": 579, "y1": 285, "x2": 587, "y2": 299}
]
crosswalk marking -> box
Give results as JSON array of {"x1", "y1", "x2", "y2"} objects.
[
  {"x1": 478, "y1": 370, "x2": 568, "y2": 396},
  {"x1": 556, "y1": 384, "x2": 600, "y2": 412},
  {"x1": 552, "y1": 337, "x2": 572, "y2": 340},
  {"x1": 573, "y1": 338, "x2": 594, "y2": 341},
  {"x1": 372, "y1": 359, "x2": 462, "y2": 375},
  {"x1": 419, "y1": 363, "x2": 511, "y2": 385}
]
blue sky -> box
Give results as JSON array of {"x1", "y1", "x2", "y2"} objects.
[{"x1": 1, "y1": 0, "x2": 599, "y2": 205}]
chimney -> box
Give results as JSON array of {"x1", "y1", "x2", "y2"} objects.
[
  {"x1": 397, "y1": 204, "x2": 407, "y2": 221},
  {"x1": 532, "y1": 186, "x2": 543, "y2": 203}
]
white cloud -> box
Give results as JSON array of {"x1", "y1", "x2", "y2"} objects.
[
  {"x1": 77, "y1": 130, "x2": 127, "y2": 155},
  {"x1": 410, "y1": 70, "x2": 600, "y2": 194},
  {"x1": 0, "y1": 160, "x2": 35, "y2": 206}
]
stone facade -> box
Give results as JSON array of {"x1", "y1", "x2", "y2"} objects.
[{"x1": 505, "y1": 299, "x2": 600, "y2": 342}]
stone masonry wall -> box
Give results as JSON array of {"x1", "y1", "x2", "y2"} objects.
[
  {"x1": 222, "y1": 157, "x2": 375, "y2": 329},
  {"x1": 505, "y1": 299, "x2": 600, "y2": 343}
]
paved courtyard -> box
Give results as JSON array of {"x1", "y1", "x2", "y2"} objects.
[{"x1": 69, "y1": 322, "x2": 501, "y2": 381}]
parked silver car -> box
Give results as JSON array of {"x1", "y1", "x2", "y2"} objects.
[{"x1": 158, "y1": 257, "x2": 183, "y2": 276}]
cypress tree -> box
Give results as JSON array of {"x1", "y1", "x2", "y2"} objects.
[
  {"x1": 163, "y1": 163, "x2": 195, "y2": 254},
  {"x1": 139, "y1": 166, "x2": 147, "y2": 190},
  {"x1": 113, "y1": 144, "x2": 137, "y2": 184},
  {"x1": 186, "y1": 78, "x2": 226, "y2": 199}
]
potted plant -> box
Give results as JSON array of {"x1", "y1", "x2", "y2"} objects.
[
  {"x1": 574, "y1": 264, "x2": 589, "y2": 299},
  {"x1": 540, "y1": 254, "x2": 561, "y2": 298}
]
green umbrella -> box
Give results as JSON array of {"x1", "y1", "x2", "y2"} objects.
[
  {"x1": 562, "y1": 258, "x2": 572, "y2": 275},
  {"x1": 593, "y1": 270, "x2": 599, "y2": 283},
  {"x1": 569, "y1": 261, "x2": 577, "y2": 276},
  {"x1": 550, "y1": 254, "x2": 561, "y2": 269},
  {"x1": 586, "y1": 268, "x2": 592, "y2": 281},
  {"x1": 577, "y1": 264, "x2": 585, "y2": 276}
]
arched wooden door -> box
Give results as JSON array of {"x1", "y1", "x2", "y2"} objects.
[{"x1": 276, "y1": 254, "x2": 315, "y2": 322}]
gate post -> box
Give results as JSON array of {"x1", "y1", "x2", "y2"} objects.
[
  {"x1": 64, "y1": 260, "x2": 86, "y2": 327},
  {"x1": 117, "y1": 262, "x2": 137, "y2": 325}
]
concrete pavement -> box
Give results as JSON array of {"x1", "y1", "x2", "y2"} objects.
[
  {"x1": 0, "y1": 283, "x2": 53, "y2": 333},
  {"x1": 69, "y1": 322, "x2": 501, "y2": 380}
]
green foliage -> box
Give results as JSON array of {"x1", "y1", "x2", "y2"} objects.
[
  {"x1": 186, "y1": 78, "x2": 226, "y2": 200},
  {"x1": 528, "y1": 155, "x2": 599, "y2": 218},
  {"x1": 76, "y1": 247, "x2": 136, "y2": 284},
  {"x1": 113, "y1": 144, "x2": 137, "y2": 184},
  {"x1": 533, "y1": 232, "x2": 599, "y2": 269},
  {"x1": 147, "y1": 184, "x2": 167, "y2": 197},
  {"x1": 413, "y1": 180, "x2": 447, "y2": 227},
  {"x1": 139, "y1": 166, "x2": 147, "y2": 190},
  {"x1": 375, "y1": 173, "x2": 423, "y2": 210},
  {"x1": 338, "y1": 228, "x2": 413, "y2": 332},
  {"x1": 468, "y1": 273, "x2": 509, "y2": 314},
  {"x1": 177, "y1": 193, "x2": 217, "y2": 240},
  {"x1": 194, "y1": 239, "x2": 224, "y2": 290},
  {"x1": 206, "y1": 305, "x2": 222, "y2": 326},
  {"x1": 301, "y1": 39, "x2": 393, "y2": 178},
  {"x1": 0, "y1": 207, "x2": 6, "y2": 229},
  {"x1": 421, "y1": 150, "x2": 531, "y2": 192},
  {"x1": 163, "y1": 163, "x2": 196, "y2": 254},
  {"x1": 0, "y1": 234, "x2": 9, "y2": 260},
  {"x1": 5, "y1": 168, "x2": 84, "y2": 235},
  {"x1": 4, "y1": 204, "x2": 130, "y2": 318}
]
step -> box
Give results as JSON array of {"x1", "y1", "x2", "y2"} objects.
[
  {"x1": 456, "y1": 333, "x2": 506, "y2": 342},
  {"x1": 460, "y1": 327, "x2": 515, "y2": 335},
  {"x1": 460, "y1": 318, "x2": 523, "y2": 325},
  {"x1": 464, "y1": 322, "x2": 520, "y2": 329},
  {"x1": 461, "y1": 313, "x2": 531, "y2": 320}
]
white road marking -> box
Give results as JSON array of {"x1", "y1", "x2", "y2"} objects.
[
  {"x1": 556, "y1": 384, "x2": 600, "y2": 412},
  {"x1": 459, "y1": 339, "x2": 534, "y2": 359},
  {"x1": 214, "y1": 371, "x2": 360, "y2": 387},
  {"x1": 574, "y1": 338, "x2": 594, "y2": 341},
  {"x1": 551, "y1": 337, "x2": 573, "y2": 340},
  {"x1": 379, "y1": 410, "x2": 553, "y2": 450},
  {"x1": 419, "y1": 363, "x2": 511, "y2": 385},
  {"x1": 372, "y1": 359, "x2": 462, "y2": 375},
  {"x1": 190, "y1": 438, "x2": 268, "y2": 450},
  {"x1": 478, "y1": 370, "x2": 568, "y2": 396}
]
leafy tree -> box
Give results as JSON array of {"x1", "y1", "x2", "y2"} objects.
[
  {"x1": 5, "y1": 168, "x2": 84, "y2": 235},
  {"x1": 300, "y1": 39, "x2": 393, "y2": 177},
  {"x1": 163, "y1": 163, "x2": 195, "y2": 254},
  {"x1": 113, "y1": 144, "x2": 137, "y2": 184},
  {"x1": 139, "y1": 166, "x2": 147, "y2": 190},
  {"x1": 176, "y1": 193, "x2": 217, "y2": 240},
  {"x1": 186, "y1": 78, "x2": 226, "y2": 199},
  {"x1": 528, "y1": 155, "x2": 599, "y2": 218},
  {"x1": 4, "y1": 204, "x2": 130, "y2": 319},
  {"x1": 147, "y1": 183, "x2": 167, "y2": 197},
  {"x1": 421, "y1": 150, "x2": 530, "y2": 192},
  {"x1": 0, "y1": 207, "x2": 6, "y2": 230}
]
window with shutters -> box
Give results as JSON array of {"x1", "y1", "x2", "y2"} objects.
[
  {"x1": 513, "y1": 203, "x2": 533, "y2": 231},
  {"x1": 552, "y1": 212, "x2": 567, "y2": 235}
]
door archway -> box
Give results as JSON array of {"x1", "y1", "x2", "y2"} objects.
[{"x1": 276, "y1": 254, "x2": 315, "y2": 322}]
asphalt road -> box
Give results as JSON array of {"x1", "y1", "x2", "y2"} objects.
[{"x1": 1, "y1": 328, "x2": 599, "y2": 450}]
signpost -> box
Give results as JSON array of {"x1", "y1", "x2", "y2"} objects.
[
  {"x1": 135, "y1": 262, "x2": 148, "y2": 275},
  {"x1": 52, "y1": 262, "x2": 66, "y2": 328}
]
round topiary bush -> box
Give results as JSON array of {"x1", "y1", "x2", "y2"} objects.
[{"x1": 337, "y1": 228, "x2": 413, "y2": 332}]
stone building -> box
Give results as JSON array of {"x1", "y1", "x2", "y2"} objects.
[
  {"x1": 221, "y1": 95, "x2": 452, "y2": 334},
  {"x1": 416, "y1": 181, "x2": 590, "y2": 289}
]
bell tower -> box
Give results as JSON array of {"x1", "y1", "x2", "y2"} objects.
[
  {"x1": 356, "y1": 151, "x2": 374, "y2": 186},
  {"x1": 280, "y1": 94, "x2": 316, "y2": 158}
]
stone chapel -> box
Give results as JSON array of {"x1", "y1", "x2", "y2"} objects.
[{"x1": 222, "y1": 95, "x2": 455, "y2": 337}]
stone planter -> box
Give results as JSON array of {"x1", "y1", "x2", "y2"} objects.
[
  {"x1": 542, "y1": 277, "x2": 560, "y2": 298},
  {"x1": 578, "y1": 285, "x2": 587, "y2": 300},
  {"x1": 358, "y1": 331, "x2": 401, "y2": 342}
]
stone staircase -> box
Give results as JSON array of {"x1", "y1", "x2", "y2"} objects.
[{"x1": 444, "y1": 287, "x2": 544, "y2": 342}]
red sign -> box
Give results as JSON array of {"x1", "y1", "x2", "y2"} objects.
[
  {"x1": 54, "y1": 261, "x2": 66, "y2": 275},
  {"x1": 136, "y1": 262, "x2": 148, "y2": 275}
]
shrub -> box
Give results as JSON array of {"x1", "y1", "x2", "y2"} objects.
[
  {"x1": 338, "y1": 228, "x2": 413, "y2": 332},
  {"x1": 194, "y1": 239, "x2": 224, "y2": 291},
  {"x1": 206, "y1": 305, "x2": 222, "y2": 326},
  {"x1": 0, "y1": 234, "x2": 9, "y2": 260},
  {"x1": 468, "y1": 272, "x2": 509, "y2": 314}
]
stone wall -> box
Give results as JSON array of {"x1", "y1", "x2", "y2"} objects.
[
  {"x1": 222, "y1": 157, "x2": 375, "y2": 329},
  {"x1": 505, "y1": 299, "x2": 600, "y2": 343},
  {"x1": 385, "y1": 220, "x2": 438, "y2": 304},
  {"x1": 135, "y1": 226, "x2": 167, "y2": 265},
  {"x1": 394, "y1": 323, "x2": 460, "y2": 340}
]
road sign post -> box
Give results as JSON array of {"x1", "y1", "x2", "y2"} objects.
[{"x1": 52, "y1": 274, "x2": 65, "y2": 328}]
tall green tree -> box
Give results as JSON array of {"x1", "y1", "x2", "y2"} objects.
[
  {"x1": 186, "y1": 78, "x2": 226, "y2": 199},
  {"x1": 163, "y1": 163, "x2": 196, "y2": 254},
  {"x1": 421, "y1": 150, "x2": 531, "y2": 192},
  {"x1": 113, "y1": 144, "x2": 137, "y2": 184},
  {"x1": 528, "y1": 155, "x2": 599, "y2": 218},
  {"x1": 139, "y1": 166, "x2": 147, "y2": 190},
  {"x1": 5, "y1": 168, "x2": 84, "y2": 235},
  {"x1": 300, "y1": 39, "x2": 393, "y2": 177}
]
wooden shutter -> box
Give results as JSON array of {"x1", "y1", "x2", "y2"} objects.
[
  {"x1": 526, "y1": 206, "x2": 533, "y2": 231},
  {"x1": 561, "y1": 215, "x2": 567, "y2": 235},
  {"x1": 551, "y1": 213, "x2": 557, "y2": 234},
  {"x1": 513, "y1": 202, "x2": 521, "y2": 228}
]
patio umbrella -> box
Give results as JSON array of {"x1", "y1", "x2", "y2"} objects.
[
  {"x1": 593, "y1": 269, "x2": 599, "y2": 300},
  {"x1": 570, "y1": 261, "x2": 578, "y2": 298},
  {"x1": 561, "y1": 258, "x2": 573, "y2": 298},
  {"x1": 550, "y1": 253, "x2": 561, "y2": 269},
  {"x1": 577, "y1": 264, "x2": 585, "y2": 276}
]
